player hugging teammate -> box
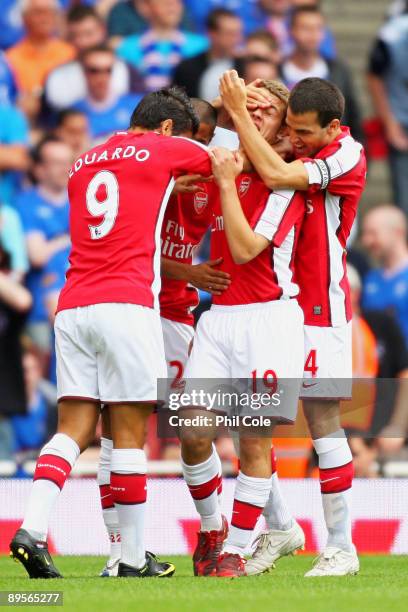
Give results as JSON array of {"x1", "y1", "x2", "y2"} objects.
[{"x1": 10, "y1": 72, "x2": 366, "y2": 580}]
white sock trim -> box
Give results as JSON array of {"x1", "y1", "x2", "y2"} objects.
[
  {"x1": 181, "y1": 447, "x2": 219, "y2": 485},
  {"x1": 313, "y1": 430, "x2": 352, "y2": 469},
  {"x1": 40, "y1": 433, "x2": 80, "y2": 468},
  {"x1": 235, "y1": 471, "x2": 272, "y2": 507},
  {"x1": 111, "y1": 448, "x2": 146, "y2": 474}
]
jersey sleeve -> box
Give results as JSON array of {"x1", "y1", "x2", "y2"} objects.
[
  {"x1": 303, "y1": 139, "x2": 366, "y2": 197},
  {"x1": 166, "y1": 136, "x2": 212, "y2": 177},
  {"x1": 254, "y1": 189, "x2": 305, "y2": 247}
]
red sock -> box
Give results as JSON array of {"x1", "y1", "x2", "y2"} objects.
[
  {"x1": 319, "y1": 461, "x2": 354, "y2": 494},
  {"x1": 231, "y1": 499, "x2": 264, "y2": 531},
  {"x1": 99, "y1": 484, "x2": 115, "y2": 510},
  {"x1": 34, "y1": 454, "x2": 72, "y2": 490},
  {"x1": 110, "y1": 473, "x2": 147, "y2": 504}
]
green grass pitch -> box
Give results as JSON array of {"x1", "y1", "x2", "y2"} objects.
[{"x1": 1, "y1": 555, "x2": 408, "y2": 612}]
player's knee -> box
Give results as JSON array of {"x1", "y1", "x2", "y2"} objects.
[
  {"x1": 181, "y1": 436, "x2": 213, "y2": 464},
  {"x1": 56, "y1": 427, "x2": 92, "y2": 453}
]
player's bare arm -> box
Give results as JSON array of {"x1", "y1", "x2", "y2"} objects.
[
  {"x1": 210, "y1": 147, "x2": 269, "y2": 264},
  {"x1": 172, "y1": 173, "x2": 213, "y2": 195},
  {"x1": 161, "y1": 257, "x2": 231, "y2": 296},
  {"x1": 219, "y1": 70, "x2": 309, "y2": 190}
]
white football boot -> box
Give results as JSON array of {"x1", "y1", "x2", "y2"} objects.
[
  {"x1": 245, "y1": 520, "x2": 305, "y2": 576},
  {"x1": 304, "y1": 546, "x2": 359, "y2": 577},
  {"x1": 100, "y1": 557, "x2": 120, "y2": 577}
]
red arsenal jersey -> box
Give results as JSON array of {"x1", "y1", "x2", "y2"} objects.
[
  {"x1": 211, "y1": 172, "x2": 305, "y2": 306},
  {"x1": 57, "y1": 132, "x2": 211, "y2": 313},
  {"x1": 295, "y1": 127, "x2": 367, "y2": 327},
  {"x1": 160, "y1": 182, "x2": 216, "y2": 326}
]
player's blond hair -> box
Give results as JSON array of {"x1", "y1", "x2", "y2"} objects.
[{"x1": 258, "y1": 80, "x2": 290, "y2": 107}]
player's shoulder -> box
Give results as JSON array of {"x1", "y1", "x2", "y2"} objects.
[
  {"x1": 168, "y1": 135, "x2": 209, "y2": 153},
  {"x1": 320, "y1": 127, "x2": 364, "y2": 162},
  {"x1": 316, "y1": 127, "x2": 366, "y2": 179}
]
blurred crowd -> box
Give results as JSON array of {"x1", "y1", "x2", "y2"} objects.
[{"x1": 1, "y1": 0, "x2": 408, "y2": 476}]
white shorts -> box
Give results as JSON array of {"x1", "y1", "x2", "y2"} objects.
[
  {"x1": 301, "y1": 321, "x2": 352, "y2": 400},
  {"x1": 55, "y1": 303, "x2": 167, "y2": 403},
  {"x1": 184, "y1": 300, "x2": 304, "y2": 422},
  {"x1": 161, "y1": 317, "x2": 194, "y2": 389}
]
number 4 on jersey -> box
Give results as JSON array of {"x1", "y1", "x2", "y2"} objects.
[{"x1": 304, "y1": 349, "x2": 318, "y2": 377}]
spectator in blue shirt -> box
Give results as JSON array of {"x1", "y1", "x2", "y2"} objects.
[
  {"x1": 361, "y1": 205, "x2": 408, "y2": 348},
  {"x1": 117, "y1": 0, "x2": 208, "y2": 91},
  {"x1": 74, "y1": 45, "x2": 143, "y2": 139},
  {"x1": 16, "y1": 136, "x2": 72, "y2": 351},
  {"x1": 0, "y1": 104, "x2": 30, "y2": 206}
]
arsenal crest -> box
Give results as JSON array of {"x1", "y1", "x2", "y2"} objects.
[
  {"x1": 194, "y1": 191, "x2": 208, "y2": 214},
  {"x1": 239, "y1": 176, "x2": 251, "y2": 196}
]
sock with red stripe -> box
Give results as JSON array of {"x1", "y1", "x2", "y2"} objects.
[
  {"x1": 224, "y1": 471, "x2": 272, "y2": 555},
  {"x1": 21, "y1": 433, "x2": 80, "y2": 541},
  {"x1": 182, "y1": 445, "x2": 223, "y2": 532},
  {"x1": 313, "y1": 430, "x2": 354, "y2": 552},
  {"x1": 263, "y1": 448, "x2": 294, "y2": 531},
  {"x1": 110, "y1": 448, "x2": 147, "y2": 569},
  {"x1": 97, "y1": 438, "x2": 121, "y2": 562}
]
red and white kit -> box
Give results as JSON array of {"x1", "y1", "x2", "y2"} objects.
[
  {"x1": 56, "y1": 131, "x2": 211, "y2": 403},
  {"x1": 297, "y1": 127, "x2": 367, "y2": 397},
  {"x1": 184, "y1": 172, "x2": 306, "y2": 422},
  {"x1": 160, "y1": 184, "x2": 215, "y2": 387}
]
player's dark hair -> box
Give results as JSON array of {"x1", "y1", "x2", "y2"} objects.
[
  {"x1": 289, "y1": 78, "x2": 345, "y2": 127},
  {"x1": 56, "y1": 108, "x2": 86, "y2": 127},
  {"x1": 129, "y1": 87, "x2": 200, "y2": 135},
  {"x1": 206, "y1": 8, "x2": 240, "y2": 31},
  {"x1": 67, "y1": 4, "x2": 103, "y2": 25},
  {"x1": 290, "y1": 5, "x2": 324, "y2": 28},
  {"x1": 190, "y1": 98, "x2": 217, "y2": 129}
]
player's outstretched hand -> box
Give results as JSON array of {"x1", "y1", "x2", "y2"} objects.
[
  {"x1": 219, "y1": 70, "x2": 247, "y2": 116},
  {"x1": 210, "y1": 147, "x2": 244, "y2": 185},
  {"x1": 173, "y1": 174, "x2": 213, "y2": 195},
  {"x1": 246, "y1": 78, "x2": 274, "y2": 111},
  {"x1": 189, "y1": 258, "x2": 231, "y2": 295}
]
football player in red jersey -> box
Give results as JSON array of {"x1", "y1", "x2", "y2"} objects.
[
  {"x1": 10, "y1": 87, "x2": 214, "y2": 579},
  {"x1": 179, "y1": 80, "x2": 307, "y2": 578},
  {"x1": 97, "y1": 98, "x2": 233, "y2": 577},
  {"x1": 220, "y1": 72, "x2": 366, "y2": 577}
]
